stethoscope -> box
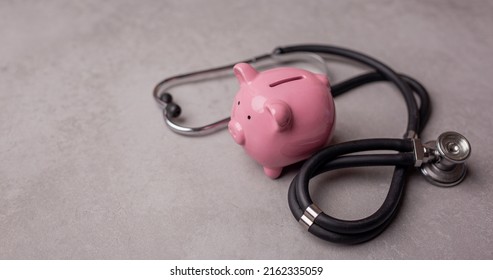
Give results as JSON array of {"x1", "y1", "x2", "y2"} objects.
[{"x1": 153, "y1": 44, "x2": 472, "y2": 244}]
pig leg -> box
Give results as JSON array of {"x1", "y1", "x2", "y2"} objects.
[{"x1": 263, "y1": 166, "x2": 283, "y2": 179}]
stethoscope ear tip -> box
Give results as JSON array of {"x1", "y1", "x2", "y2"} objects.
[
  {"x1": 159, "y1": 92, "x2": 182, "y2": 118},
  {"x1": 165, "y1": 102, "x2": 181, "y2": 118},
  {"x1": 159, "y1": 92, "x2": 173, "y2": 103}
]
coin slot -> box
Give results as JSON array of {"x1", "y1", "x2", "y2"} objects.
[{"x1": 269, "y1": 76, "x2": 303, "y2": 87}]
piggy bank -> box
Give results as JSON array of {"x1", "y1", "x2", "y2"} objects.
[{"x1": 228, "y1": 63, "x2": 335, "y2": 179}]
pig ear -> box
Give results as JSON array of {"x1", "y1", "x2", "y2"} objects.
[
  {"x1": 234, "y1": 63, "x2": 258, "y2": 84},
  {"x1": 315, "y1": 73, "x2": 329, "y2": 86},
  {"x1": 265, "y1": 100, "x2": 292, "y2": 131}
]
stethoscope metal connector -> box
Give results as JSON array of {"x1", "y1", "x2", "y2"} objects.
[{"x1": 416, "y1": 131, "x2": 471, "y2": 187}]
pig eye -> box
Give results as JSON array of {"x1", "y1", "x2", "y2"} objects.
[
  {"x1": 237, "y1": 101, "x2": 240, "y2": 105},
  {"x1": 247, "y1": 115, "x2": 251, "y2": 120}
]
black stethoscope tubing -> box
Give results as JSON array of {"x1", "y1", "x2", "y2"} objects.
[{"x1": 278, "y1": 45, "x2": 431, "y2": 244}]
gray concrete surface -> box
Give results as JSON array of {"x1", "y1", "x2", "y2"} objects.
[{"x1": 1, "y1": 0, "x2": 493, "y2": 259}]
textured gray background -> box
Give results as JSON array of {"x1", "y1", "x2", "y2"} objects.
[{"x1": 1, "y1": 0, "x2": 493, "y2": 259}]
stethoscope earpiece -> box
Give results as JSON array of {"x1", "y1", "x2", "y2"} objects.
[
  {"x1": 420, "y1": 131, "x2": 471, "y2": 187},
  {"x1": 159, "y1": 92, "x2": 182, "y2": 118}
]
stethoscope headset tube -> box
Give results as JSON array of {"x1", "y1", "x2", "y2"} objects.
[
  {"x1": 153, "y1": 44, "x2": 471, "y2": 244},
  {"x1": 153, "y1": 52, "x2": 329, "y2": 136}
]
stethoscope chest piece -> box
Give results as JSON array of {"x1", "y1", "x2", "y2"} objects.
[{"x1": 420, "y1": 131, "x2": 471, "y2": 187}]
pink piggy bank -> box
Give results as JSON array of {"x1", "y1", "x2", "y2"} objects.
[{"x1": 228, "y1": 63, "x2": 335, "y2": 179}]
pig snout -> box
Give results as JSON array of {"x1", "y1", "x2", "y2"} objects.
[{"x1": 228, "y1": 120, "x2": 245, "y2": 145}]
